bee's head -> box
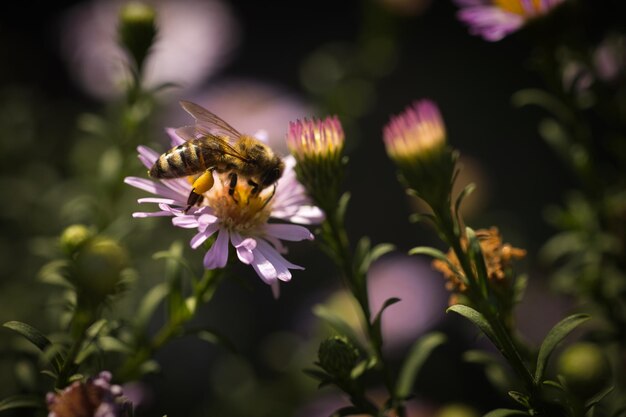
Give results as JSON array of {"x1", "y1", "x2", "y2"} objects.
[{"x1": 259, "y1": 157, "x2": 285, "y2": 189}]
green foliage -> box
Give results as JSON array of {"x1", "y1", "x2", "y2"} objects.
[
  {"x1": 534, "y1": 314, "x2": 590, "y2": 383},
  {"x1": 395, "y1": 332, "x2": 446, "y2": 399}
]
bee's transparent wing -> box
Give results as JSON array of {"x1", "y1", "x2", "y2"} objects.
[
  {"x1": 179, "y1": 100, "x2": 242, "y2": 143},
  {"x1": 174, "y1": 125, "x2": 201, "y2": 141}
]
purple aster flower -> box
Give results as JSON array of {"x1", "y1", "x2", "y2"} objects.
[
  {"x1": 125, "y1": 129, "x2": 323, "y2": 297},
  {"x1": 47, "y1": 371, "x2": 132, "y2": 417},
  {"x1": 454, "y1": 0, "x2": 564, "y2": 41}
]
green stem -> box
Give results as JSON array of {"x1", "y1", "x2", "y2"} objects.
[
  {"x1": 118, "y1": 270, "x2": 222, "y2": 381},
  {"x1": 323, "y1": 207, "x2": 398, "y2": 414},
  {"x1": 55, "y1": 304, "x2": 97, "y2": 389}
]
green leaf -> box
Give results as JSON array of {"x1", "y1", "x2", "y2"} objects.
[
  {"x1": 508, "y1": 391, "x2": 530, "y2": 408},
  {"x1": 446, "y1": 305, "x2": 498, "y2": 347},
  {"x1": 358, "y1": 243, "x2": 395, "y2": 275},
  {"x1": 484, "y1": 409, "x2": 528, "y2": 417},
  {"x1": 0, "y1": 395, "x2": 43, "y2": 412},
  {"x1": 3, "y1": 321, "x2": 62, "y2": 373},
  {"x1": 336, "y1": 192, "x2": 351, "y2": 221},
  {"x1": 511, "y1": 89, "x2": 575, "y2": 126},
  {"x1": 396, "y1": 332, "x2": 446, "y2": 399},
  {"x1": 466, "y1": 227, "x2": 489, "y2": 297},
  {"x1": 371, "y1": 297, "x2": 401, "y2": 348},
  {"x1": 134, "y1": 282, "x2": 169, "y2": 333},
  {"x1": 534, "y1": 313, "x2": 590, "y2": 383},
  {"x1": 454, "y1": 182, "x2": 476, "y2": 219},
  {"x1": 585, "y1": 385, "x2": 614, "y2": 412},
  {"x1": 4, "y1": 321, "x2": 51, "y2": 352},
  {"x1": 408, "y1": 246, "x2": 450, "y2": 263},
  {"x1": 193, "y1": 329, "x2": 238, "y2": 354},
  {"x1": 408, "y1": 212, "x2": 436, "y2": 224}
]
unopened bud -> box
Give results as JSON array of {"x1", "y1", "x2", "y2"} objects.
[
  {"x1": 318, "y1": 335, "x2": 359, "y2": 380},
  {"x1": 71, "y1": 238, "x2": 130, "y2": 302},
  {"x1": 118, "y1": 2, "x2": 157, "y2": 70},
  {"x1": 60, "y1": 224, "x2": 94, "y2": 256}
]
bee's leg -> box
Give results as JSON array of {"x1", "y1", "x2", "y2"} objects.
[
  {"x1": 185, "y1": 169, "x2": 215, "y2": 213},
  {"x1": 247, "y1": 179, "x2": 259, "y2": 205},
  {"x1": 260, "y1": 184, "x2": 277, "y2": 209},
  {"x1": 228, "y1": 172, "x2": 239, "y2": 203}
]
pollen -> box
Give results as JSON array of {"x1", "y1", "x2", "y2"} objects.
[
  {"x1": 202, "y1": 172, "x2": 273, "y2": 232},
  {"x1": 493, "y1": 0, "x2": 544, "y2": 16}
]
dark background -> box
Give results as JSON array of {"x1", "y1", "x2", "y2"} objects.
[{"x1": 0, "y1": 1, "x2": 611, "y2": 416}]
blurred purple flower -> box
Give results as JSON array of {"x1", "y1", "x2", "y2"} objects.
[
  {"x1": 124, "y1": 130, "x2": 323, "y2": 297},
  {"x1": 454, "y1": 0, "x2": 564, "y2": 41},
  {"x1": 367, "y1": 256, "x2": 447, "y2": 351},
  {"x1": 47, "y1": 371, "x2": 132, "y2": 417},
  {"x1": 60, "y1": 0, "x2": 239, "y2": 99}
]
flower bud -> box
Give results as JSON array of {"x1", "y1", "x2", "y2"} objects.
[
  {"x1": 318, "y1": 335, "x2": 359, "y2": 381},
  {"x1": 59, "y1": 224, "x2": 94, "y2": 256},
  {"x1": 557, "y1": 342, "x2": 611, "y2": 400},
  {"x1": 287, "y1": 116, "x2": 345, "y2": 211},
  {"x1": 118, "y1": 2, "x2": 157, "y2": 71},
  {"x1": 71, "y1": 237, "x2": 130, "y2": 303},
  {"x1": 383, "y1": 100, "x2": 456, "y2": 210}
]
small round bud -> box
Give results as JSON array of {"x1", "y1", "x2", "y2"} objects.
[
  {"x1": 557, "y1": 342, "x2": 611, "y2": 400},
  {"x1": 436, "y1": 404, "x2": 480, "y2": 417},
  {"x1": 60, "y1": 224, "x2": 94, "y2": 255},
  {"x1": 118, "y1": 2, "x2": 157, "y2": 70},
  {"x1": 318, "y1": 336, "x2": 359, "y2": 380},
  {"x1": 72, "y1": 238, "x2": 130, "y2": 302}
]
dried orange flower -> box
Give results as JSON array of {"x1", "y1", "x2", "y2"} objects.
[{"x1": 433, "y1": 227, "x2": 526, "y2": 295}]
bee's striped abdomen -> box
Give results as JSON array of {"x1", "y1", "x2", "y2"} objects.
[{"x1": 150, "y1": 142, "x2": 206, "y2": 179}]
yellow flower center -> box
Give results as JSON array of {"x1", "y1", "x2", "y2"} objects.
[
  {"x1": 192, "y1": 173, "x2": 274, "y2": 232},
  {"x1": 493, "y1": 0, "x2": 543, "y2": 16}
]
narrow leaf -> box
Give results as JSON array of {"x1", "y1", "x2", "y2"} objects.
[
  {"x1": 3, "y1": 321, "x2": 51, "y2": 352},
  {"x1": 466, "y1": 227, "x2": 489, "y2": 297},
  {"x1": 193, "y1": 329, "x2": 238, "y2": 354},
  {"x1": 408, "y1": 246, "x2": 450, "y2": 263},
  {"x1": 484, "y1": 409, "x2": 528, "y2": 417},
  {"x1": 3, "y1": 321, "x2": 62, "y2": 373},
  {"x1": 371, "y1": 297, "x2": 401, "y2": 347},
  {"x1": 396, "y1": 332, "x2": 446, "y2": 399},
  {"x1": 585, "y1": 385, "x2": 614, "y2": 411},
  {"x1": 135, "y1": 283, "x2": 169, "y2": 333},
  {"x1": 454, "y1": 183, "x2": 476, "y2": 218},
  {"x1": 534, "y1": 314, "x2": 590, "y2": 382},
  {"x1": 359, "y1": 243, "x2": 395, "y2": 275},
  {"x1": 508, "y1": 391, "x2": 530, "y2": 408},
  {"x1": 446, "y1": 305, "x2": 498, "y2": 347},
  {"x1": 0, "y1": 395, "x2": 43, "y2": 412}
]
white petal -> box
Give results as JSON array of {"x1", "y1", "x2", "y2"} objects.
[
  {"x1": 138, "y1": 197, "x2": 180, "y2": 205},
  {"x1": 230, "y1": 231, "x2": 255, "y2": 264},
  {"x1": 203, "y1": 228, "x2": 229, "y2": 269},
  {"x1": 264, "y1": 224, "x2": 313, "y2": 241},
  {"x1": 132, "y1": 211, "x2": 172, "y2": 218},
  {"x1": 256, "y1": 239, "x2": 303, "y2": 281},
  {"x1": 250, "y1": 249, "x2": 277, "y2": 285},
  {"x1": 172, "y1": 215, "x2": 200, "y2": 228},
  {"x1": 190, "y1": 223, "x2": 219, "y2": 249}
]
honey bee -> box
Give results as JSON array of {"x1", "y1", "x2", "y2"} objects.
[{"x1": 149, "y1": 101, "x2": 284, "y2": 212}]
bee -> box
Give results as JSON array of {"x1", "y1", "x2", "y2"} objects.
[{"x1": 149, "y1": 101, "x2": 285, "y2": 212}]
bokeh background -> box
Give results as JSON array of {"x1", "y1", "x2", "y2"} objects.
[{"x1": 0, "y1": 0, "x2": 621, "y2": 416}]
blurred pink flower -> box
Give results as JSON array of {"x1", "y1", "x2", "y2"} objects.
[
  {"x1": 454, "y1": 0, "x2": 564, "y2": 41},
  {"x1": 60, "y1": 0, "x2": 239, "y2": 99},
  {"x1": 124, "y1": 129, "x2": 323, "y2": 297}
]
